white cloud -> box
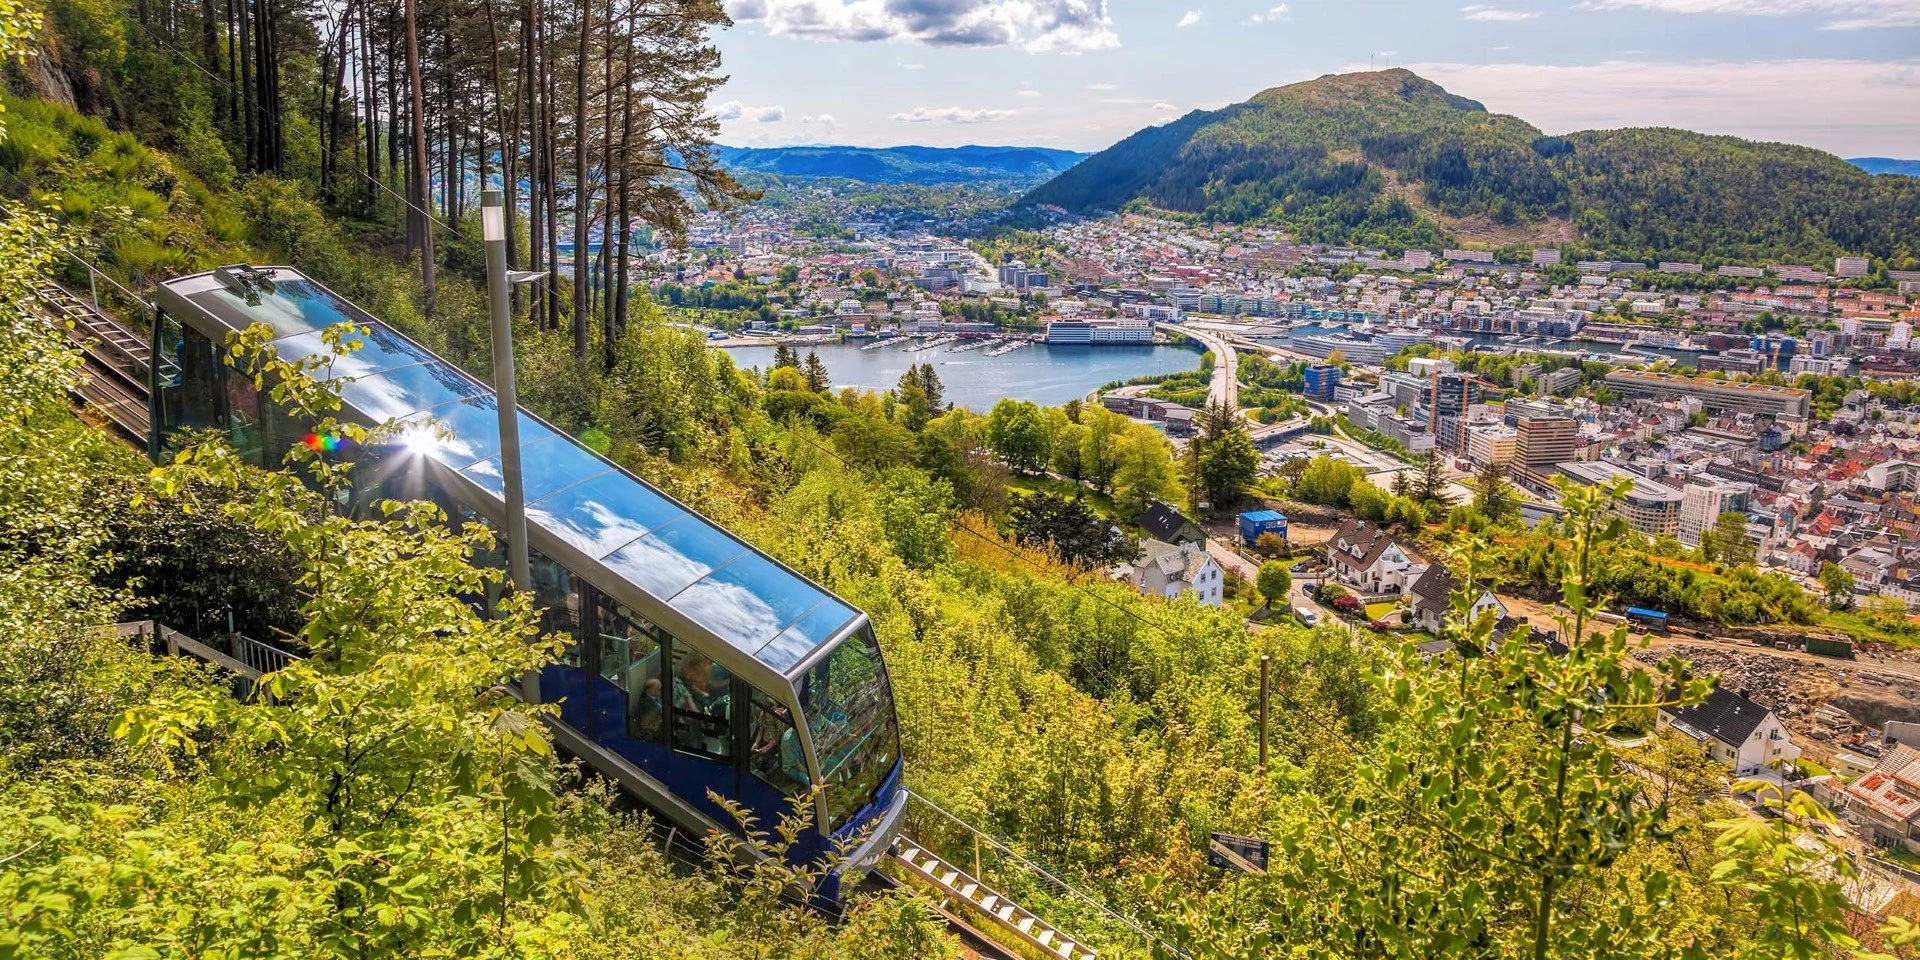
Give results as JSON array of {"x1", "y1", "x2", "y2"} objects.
[
  {"x1": 898, "y1": 60, "x2": 925, "y2": 69},
  {"x1": 1460, "y1": 4, "x2": 1541, "y2": 20},
  {"x1": 713, "y1": 100, "x2": 787, "y2": 123},
  {"x1": 1177, "y1": 9, "x2": 1204, "y2": 26},
  {"x1": 1153, "y1": 101, "x2": 1177, "y2": 111},
  {"x1": 1018, "y1": 89, "x2": 1044, "y2": 97},
  {"x1": 1246, "y1": 3, "x2": 1288, "y2": 22},
  {"x1": 724, "y1": 0, "x2": 1119, "y2": 52},
  {"x1": 1402, "y1": 57, "x2": 1920, "y2": 155},
  {"x1": 1577, "y1": 0, "x2": 1920, "y2": 30},
  {"x1": 799, "y1": 113, "x2": 838, "y2": 124},
  {"x1": 1086, "y1": 81, "x2": 1118, "y2": 90},
  {"x1": 890, "y1": 106, "x2": 1020, "y2": 122}
]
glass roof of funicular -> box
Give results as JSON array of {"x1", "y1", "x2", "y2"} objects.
[{"x1": 159, "y1": 268, "x2": 858, "y2": 677}]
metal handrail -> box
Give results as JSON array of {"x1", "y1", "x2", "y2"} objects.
[{"x1": 903, "y1": 788, "x2": 1189, "y2": 960}]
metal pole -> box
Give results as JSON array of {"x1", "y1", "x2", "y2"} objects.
[
  {"x1": 483, "y1": 188, "x2": 532, "y2": 597},
  {"x1": 484, "y1": 190, "x2": 541, "y2": 697},
  {"x1": 1258, "y1": 655, "x2": 1270, "y2": 770}
]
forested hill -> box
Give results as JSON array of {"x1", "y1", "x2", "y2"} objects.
[
  {"x1": 717, "y1": 144, "x2": 1087, "y2": 184},
  {"x1": 1022, "y1": 69, "x2": 1920, "y2": 265}
]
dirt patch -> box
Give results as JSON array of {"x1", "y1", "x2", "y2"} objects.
[{"x1": 1635, "y1": 642, "x2": 1920, "y2": 753}]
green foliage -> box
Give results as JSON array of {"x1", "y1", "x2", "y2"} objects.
[
  {"x1": 1007, "y1": 490, "x2": 1136, "y2": 568},
  {"x1": 1255, "y1": 561, "x2": 1291, "y2": 606},
  {"x1": 1817, "y1": 562, "x2": 1854, "y2": 611},
  {"x1": 986, "y1": 398, "x2": 1051, "y2": 474},
  {"x1": 1293, "y1": 454, "x2": 1366, "y2": 507}
]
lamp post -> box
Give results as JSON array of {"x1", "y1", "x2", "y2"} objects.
[
  {"x1": 482, "y1": 189, "x2": 534, "y2": 594},
  {"x1": 484, "y1": 189, "x2": 547, "y2": 702}
]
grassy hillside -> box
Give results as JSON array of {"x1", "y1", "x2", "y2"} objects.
[{"x1": 1023, "y1": 68, "x2": 1920, "y2": 264}]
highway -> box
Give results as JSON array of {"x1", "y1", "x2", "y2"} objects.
[{"x1": 1178, "y1": 325, "x2": 1239, "y2": 412}]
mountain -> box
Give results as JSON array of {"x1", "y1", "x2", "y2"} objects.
[
  {"x1": 1849, "y1": 157, "x2": 1920, "y2": 177},
  {"x1": 716, "y1": 144, "x2": 1087, "y2": 184},
  {"x1": 1023, "y1": 69, "x2": 1920, "y2": 263}
]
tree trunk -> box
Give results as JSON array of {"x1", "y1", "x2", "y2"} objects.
[
  {"x1": 236, "y1": 0, "x2": 255, "y2": 169},
  {"x1": 525, "y1": 0, "x2": 545, "y2": 329},
  {"x1": 404, "y1": 0, "x2": 437, "y2": 314},
  {"x1": 612, "y1": 22, "x2": 633, "y2": 342},
  {"x1": 571, "y1": 0, "x2": 591, "y2": 359}
]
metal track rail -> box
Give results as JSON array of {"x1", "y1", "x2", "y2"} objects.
[{"x1": 34, "y1": 282, "x2": 153, "y2": 441}]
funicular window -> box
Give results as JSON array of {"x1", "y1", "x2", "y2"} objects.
[
  {"x1": 800, "y1": 627, "x2": 900, "y2": 828},
  {"x1": 155, "y1": 321, "x2": 226, "y2": 437},
  {"x1": 748, "y1": 689, "x2": 809, "y2": 796},
  {"x1": 223, "y1": 366, "x2": 264, "y2": 465},
  {"x1": 670, "y1": 647, "x2": 732, "y2": 762},
  {"x1": 594, "y1": 595, "x2": 665, "y2": 742},
  {"x1": 530, "y1": 551, "x2": 582, "y2": 653}
]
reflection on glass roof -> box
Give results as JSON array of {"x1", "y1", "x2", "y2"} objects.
[
  {"x1": 758, "y1": 598, "x2": 859, "y2": 673},
  {"x1": 342, "y1": 362, "x2": 488, "y2": 423},
  {"x1": 666, "y1": 552, "x2": 840, "y2": 657},
  {"x1": 601, "y1": 517, "x2": 750, "y2": 599},
  {"x1": 192, "y1": 277, "x2": 355, "y2": 340},
  {"x1": 398, "y1": 395, "x2": 561, "y2": 471},
  {"x1": 527, "y1": 472, "x2": 687, "y2": 560},
  {"x1": 169, "y1": 268, "x2": 860, "y2": 677},
  {"x1": 458, "y1": 434, "x2": 606, "y2": 502}
]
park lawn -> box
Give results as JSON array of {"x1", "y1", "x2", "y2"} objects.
[{"x1": 1007, "y1": 474, "x2": 1120, "y2": 520}]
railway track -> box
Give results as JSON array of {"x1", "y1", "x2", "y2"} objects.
[{"x1": 34, "y1": 282, "x2": 155, "y2": 441}]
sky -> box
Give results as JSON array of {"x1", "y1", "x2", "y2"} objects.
[{"x1": 708, "y1": 0, "x2": 1920, "y2": 157}]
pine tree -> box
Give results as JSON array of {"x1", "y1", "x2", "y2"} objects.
[
  {"x1": 802, "y1": 351, "x2": 830, "y2": 392},
  {"x1": 1472, "y1": 457, "x2": 1515, "y2": 521},
  {"x1": 772, "y1": 343, "x2": 799, "y2": 369},
  {"x1": 1415, "y1": 455, "x2": 1456, "y2": 508}
]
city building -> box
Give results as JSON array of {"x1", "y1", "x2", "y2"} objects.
[
  {"x1": 1537, "y1": 366, "x2": 1581, "y2": 396},
  {"x1": 1532, "y1": 248, "x2": 1562, "y2": 267},
  {"x1": 1835, "y1": 256, "x2": 1871, "y2": 279},
  {"x1": 1658, "y1": 687, "x2": 1801, "y2": 777},
  {"x1": 1326, "y1": 519, "x2": 1428, "y2": 595},
  {"x1": 1238, "y1": 510, "x2": 1289, "y2": 545},
  {"x1": 1603, "y1": 370, "x2": 1811, "y2": 419},
  {"x1": 1835, "y1": 745, "x2": 1920, "y2": 855},
  {"x1": 1514, "y1": 413, "x2": 1578, "y2": 472},
  {"x1": 1129, "y1": 539, "x2": 1224, "y2": 607},
  {"x1": 1465, "y1": 422, "x2": 1517, "y2": 466},
  {"x1": 1678, "y1": 481, "x2": 1754, "y2": 548},
  {"x1": 1302, "y1": 364, "x2": 1342, "y2": 401},
  {"x1": 1557, "y1": 461, "x2": 1684, "y2": 537}
]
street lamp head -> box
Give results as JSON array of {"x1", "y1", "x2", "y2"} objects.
[{"x1": 506, "y1": 270, "x2": 548, "y2": 285}]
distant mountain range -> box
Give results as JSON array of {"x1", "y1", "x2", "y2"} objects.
[
  {"x1": 1021, "y1": 69, "x2": 1920, "y2": 264},
  {"x1": 715, "y1": 144, "x2": 1088, "y2": 185},
  {"x1": 1849, "y1": 157, "x2": 1920, "y2": 177}
]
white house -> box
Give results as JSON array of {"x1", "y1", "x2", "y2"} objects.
[
  {"x1": 1658, "y1": 687, "x2": 1801, "y2": 776},
  {"x1": 1129, "y1": 538, "x2": 1224, "y2": 607},
  {"x1": 1408, "y1": 564, "x2": 1508, "y2": 634},
  {"x1": 1326, "y1": 518, "x2": 1427, "y2": 596}
]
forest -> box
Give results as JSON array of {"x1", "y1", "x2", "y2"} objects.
[
  {"x1": 2, "y1": 0, "x2": 1919, "y2": 954},
  {"x1": 1021, "y1": 69, "x2": 1920, "y2": 266}
]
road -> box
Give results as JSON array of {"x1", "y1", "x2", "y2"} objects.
[{"x1": 1179, "y1": 325, "x2": 1238, "y2": 412}]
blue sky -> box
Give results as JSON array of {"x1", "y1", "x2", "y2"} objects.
[{"x1": 709, "y1": 0, "x2": 1920, "y2": 156}]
